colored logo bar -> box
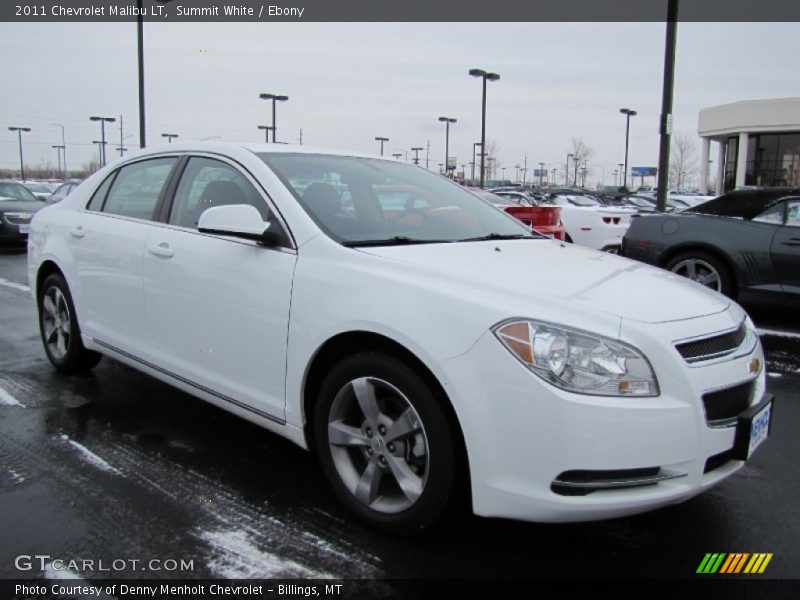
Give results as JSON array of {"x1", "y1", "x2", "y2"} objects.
[{"x1": 697, "y1": 553, "x2": 773, "y2": 574}]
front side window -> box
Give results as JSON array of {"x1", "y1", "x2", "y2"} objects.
[
  {"x1": 102, "y1": 158, "x2": 177, "y2": 220},
  {"x1": 169, "y1": 157, "x2": 269, "y2": 229},
  {"x1": 259, "y1": 153, "x2": 535, "y2": 245}
]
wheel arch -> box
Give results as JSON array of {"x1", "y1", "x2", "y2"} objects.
[
  {"x1": 35, "y1": 259, "x2": 67, "y2": 302},
  {"x1": 301, "y1": 330, "x2": 472, "y2": 500}
]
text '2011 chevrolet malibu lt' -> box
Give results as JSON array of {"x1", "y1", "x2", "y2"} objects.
[{"x1": 27, "y1": 143, "x2": 773, "y2": 534}]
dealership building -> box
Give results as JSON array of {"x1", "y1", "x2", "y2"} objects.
[{"x1": 698, "y1": 97, "x2": 800, "y2": 195}]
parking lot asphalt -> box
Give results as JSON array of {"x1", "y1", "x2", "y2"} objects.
[{"x1": 0, "y1": 246, "x2": 798, "y2": 582}]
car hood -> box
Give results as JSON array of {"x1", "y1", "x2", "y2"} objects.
[
  {"x1": 358, "y1": 239, "x2": 730, "y2": 324},
  {"x1": 0, "y1": 198, "x2": 46, "y2": 212}
]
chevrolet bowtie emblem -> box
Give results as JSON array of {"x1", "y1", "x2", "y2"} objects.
[{"x1": 748, "y1": 357, "x2": 761, "y2": 374}]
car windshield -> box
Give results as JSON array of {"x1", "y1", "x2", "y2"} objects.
[
  {"x1": 24, "y1": 183, "x2": 51, "y2": 193},
  {"x1": 0, "y1": 182, "x2": 38, "y2": 202},
  {"x1": 259, "y1": 153, "x2": 540, "y2": 245},
  {"x1": 562, "y1": 195, "x2": 600, "y2": 207}
]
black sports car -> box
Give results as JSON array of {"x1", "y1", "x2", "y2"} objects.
[{"x1": 621, "y1": 188, "x2": 800, "y2": 305}]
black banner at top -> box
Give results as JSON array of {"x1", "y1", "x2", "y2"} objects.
[{"x1": 3, "y1": 0, "x2": 800, "y2": 22}]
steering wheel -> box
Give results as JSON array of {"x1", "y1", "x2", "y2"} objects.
[{"x1": 387, "y1": 208, "x2": 429, "y2": 225}]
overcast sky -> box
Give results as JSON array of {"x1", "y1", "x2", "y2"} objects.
[{"x1": 1, "y1": 21, "x2": 799, "y2": 185}]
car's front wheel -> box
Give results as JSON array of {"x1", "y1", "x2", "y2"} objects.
[
  {"x1": 313, "y1": 352, "x2": 457, "y2": 535},
  {"x1": 665, "y1": 251, "x2": 734, "y2": 297},
  {"x1": 38, "y1": 273, "x2": 102, "y2": 373}
]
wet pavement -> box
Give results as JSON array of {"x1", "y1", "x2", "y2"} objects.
[{"x1": 1, "y1": 246, "x2": 798, "y2": 582}]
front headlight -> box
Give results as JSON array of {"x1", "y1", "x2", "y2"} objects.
[{"x1": 494, "y1": 319, "x2": 659, "y2": 397}]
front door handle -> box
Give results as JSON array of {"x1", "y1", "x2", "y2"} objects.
[
  {"x1": 781, "y1": 238, "x2": 800, "y2": 247},
  {"x1": 147, "y1": 242, "x2": 174, "y2": 258},
  {"x1": 69, "y1": 225, "x2": 85, "y2": 238}
]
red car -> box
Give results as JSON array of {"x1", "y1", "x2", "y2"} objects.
[{"x1": 469, "y1": 189, "x2": 566, "y2": 241}]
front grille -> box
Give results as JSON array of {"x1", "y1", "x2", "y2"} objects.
[
  {"x1": 702, "y1": 381, "x2": 754, "y2": 425},
  {"x1": 676, "y1": 323, "x2": 747, "y2": 363},
  {"x1": 4, "y1": 213, "x2": 33, "y2": 225}
]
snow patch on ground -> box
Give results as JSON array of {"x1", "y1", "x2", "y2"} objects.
[
  {"x1": 767, "y1": 372, "x2": 783, "y2": 378},
  {"x1": 0, "y1": 385, "x2": 24, "y2": 407},
  {"x1": 8, "y1": 468, "x2": 25, "y2": 483},
  {"x1": 60, "y1": 434, "x2": 122, "y2": 476},
  {"x1": 0, "y1": 276, "x2": 31, "y2": 293},
  {"x1": 197, "y1": 529, "x2": 328, "y2": 579},
  {"x1": 758, "y1": 327, "x2": 800, "y2": 340}
]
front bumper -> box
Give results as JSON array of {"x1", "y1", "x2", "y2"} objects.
[{"x1": 443, "y1": 314, "x2": 768, "y2": 523}]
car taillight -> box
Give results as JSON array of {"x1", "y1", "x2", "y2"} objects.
[{"x1": 602, "y1": 216, "x2": 611, "y2": 224}]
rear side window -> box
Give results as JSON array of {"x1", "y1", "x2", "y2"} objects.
[
  {"x1": 102, "y1": 158, "x2": 177, "y2": 220},
  {"x1": 86, "y1": 175, "x2": 114, "y2": 212},
  {"x1": 752, "y1": 202, "x2": 785, "y2": 225},
  {"x1": 786, "y1": 200, "x2": 800, "y2": 227}
]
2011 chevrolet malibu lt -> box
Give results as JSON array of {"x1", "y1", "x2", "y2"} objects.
[{"x1": 27, "y1": 143, "x2": 773, "y2": 534}]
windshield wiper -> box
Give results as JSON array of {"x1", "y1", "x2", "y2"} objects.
[
  {"x1": 342, "y1": 236, "x2": 453, "y2": 247},
  {"x1": 457, "y1": 232, "x2": 536, "y2": 242}
]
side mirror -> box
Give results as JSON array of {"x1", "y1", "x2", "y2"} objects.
[{"x1": 197, "y1": 204, "x2": 287, "y2": 246}]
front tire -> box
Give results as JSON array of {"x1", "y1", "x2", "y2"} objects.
[
  {"x1": 38, "y1": 273, "x2": 102, "y2": 373},
  {"x1": 313, "y1": 352, "x2": 457, "y2": 536}
]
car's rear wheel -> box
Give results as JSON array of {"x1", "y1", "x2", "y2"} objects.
[
  {"x1": 39, "y1": 273, "x2": 102, "y2": 373},
  {"x1": 313, "y1": 352, "x2": 457, "y2": 535},
  {"x1": 665, "y1": 251, "x2": 734, "y2": 297}
]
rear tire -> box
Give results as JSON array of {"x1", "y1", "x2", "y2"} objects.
[
  {"x1": 38, "y1": 273, "x2": 102, "y2": 374},
  {"x1": 313, "y1": 352, "x2": 457, "y2": 536},
  {"x1": 665, "y1": 251, "x2": 735, "y2": 297}
]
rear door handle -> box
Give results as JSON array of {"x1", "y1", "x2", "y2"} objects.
[
  {"x1": 69, "y1": 225, "x2": 85, "y2": 238},
  {"x1": 147, "y1": 242, "x2": 174, "y2": 258}
]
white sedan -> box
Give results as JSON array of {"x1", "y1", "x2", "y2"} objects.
[
  {"x1": 547, "y1": 194, "x2": 636, "y2": 252},
  {"x1": 27, "y1": 143, "x2": 772, "y2": 534}
]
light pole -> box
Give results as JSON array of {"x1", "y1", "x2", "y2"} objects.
[
  {"x1": 472, "y1": 142, "x2": 482, "y2": 181},
  {"x1": 566, "y1": 153, "x2": 573, "y2": 186},
  {"x1": 52, "y1": 123, "x2": 66, "y2": 177},
  {"x1": 90, "y1": 116, "x2": 116, "y2": 167},
  {"x1": 514, "y1": 164, "x2": 521, "y2": 182},
  {"x1": 92, "y1": 140, "x2": 104, "y2": 168},
  {"x1": 538, "y1": 162, "x2": 545, "y2": 187},
  {"x1": 438, "y1": 117, "x2": 456, "y2": 178},
  {"x1": 257, "y1": 125, "x2": 273, "y2": 142},
  {"x1": 411, "y1": 147, "x2": 423, "y2": 165},
  {"x1": 551, "y1": 168, "x2": 557, "y2": 185},
  {"x1": 52, "y1": 145, "x2": 64, "y2": 178},
  {"x1": 618, "y1": 163, "x2": 624, "y2": 187},
  {"x1": 501, "y1": 167, "x2": 506, "y2": 180},
  {"x1": 161, "y1": 133, "x2": 178, "y2": 143},
  {"x1": 392, "y1": 153, "x2": 402, "y2": 160},
  {"x1": 620, "y1": 107, "x2": 637, "y2": 190},
  {"x1": 375, "y1": 136, "x2": 389, "y2": 156},
  {"x1": 259, "y1": 93, "x2": 289, "y2": 143},
  {"x1": 469, "y1": 68, "x2": 500, "y2": 189},
  {"x1": 8, "y1": 127, "x2": 31, "y2": 181}
]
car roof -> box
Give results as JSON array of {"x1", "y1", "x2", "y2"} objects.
[
  {"x1": 119, "y1": 141, "x2": 388, "y2": 163},
  {"x1": 690, "y1": 187, "x2": 800, "y2": 219}
]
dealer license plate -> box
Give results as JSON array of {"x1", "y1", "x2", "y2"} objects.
[{"x1": 748, "y1": 402, "x2": 771, "y2": 459}]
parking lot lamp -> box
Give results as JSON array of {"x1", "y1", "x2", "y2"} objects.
[
  {"x1": 8, "y1": 127, "x2": 31, "y2": 180},
  {"x1": 438, "y1": 117, "x2": 457, "y2": 178},
  {"x1": 620, "y1": 108, "x2": 637, "y2": 190},
  {"x1": 469, "y1": 69, "x2": 500, "y2": 188},
  {"x1": 90, "y1": 116, "x2": 116, "y2": 167},
  {"x1": 259, "y1": 94, "x2": 289, "y2": 143},
  {"x1": 374, "y1": 137, "x2": 389, "y2": 156}
]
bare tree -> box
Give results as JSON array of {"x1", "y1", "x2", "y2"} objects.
[
  {"x1": 570, "y1": 138, "x2": 594, "y2": 187},
  {"x1": 669, "y1": 131, "x2": 699, "y2": 191}
]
